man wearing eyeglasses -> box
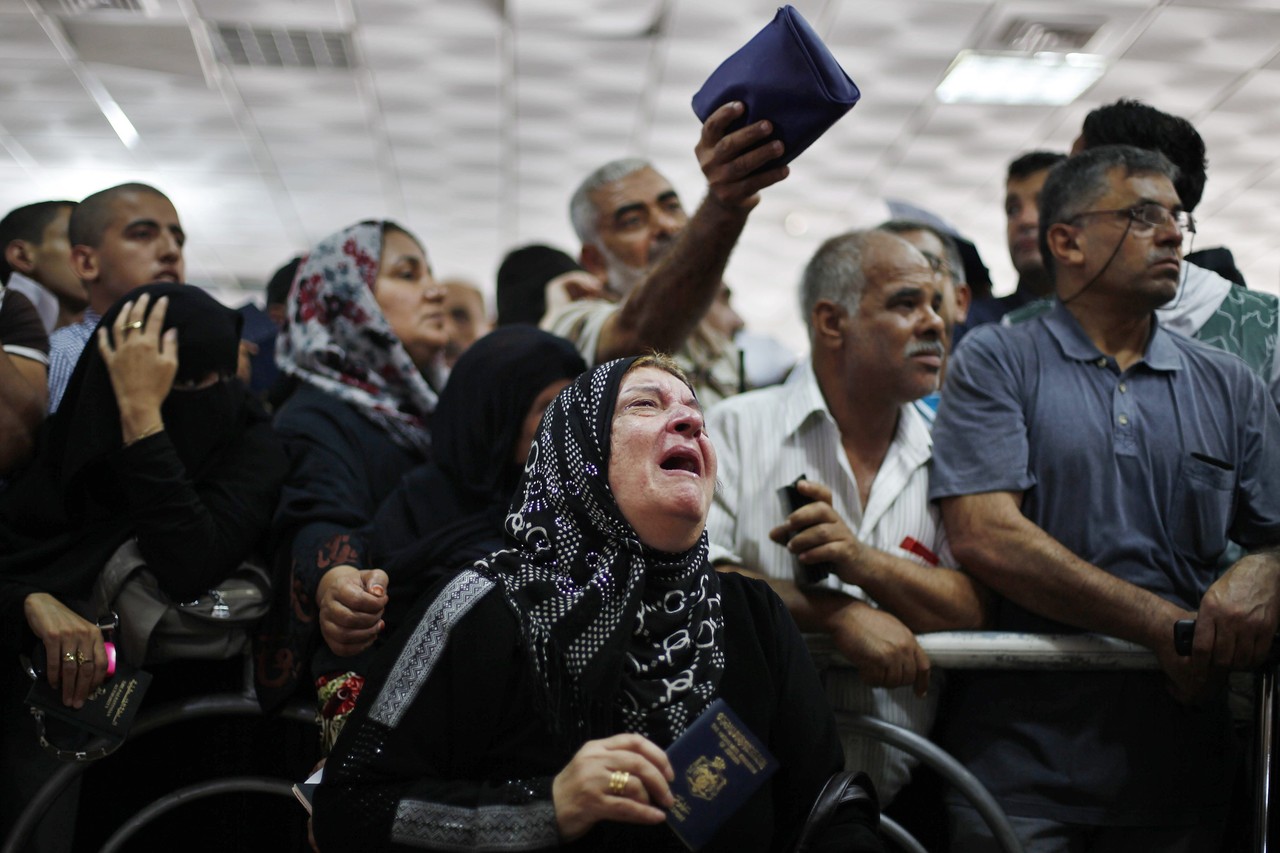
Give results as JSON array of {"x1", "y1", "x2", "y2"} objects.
[
  {"x1": 1005, "y1": 99, "x2": 1279, "y2": 412},
  {"x1": 928, "y1": 145, "x2": 1280, "y2": 851}
]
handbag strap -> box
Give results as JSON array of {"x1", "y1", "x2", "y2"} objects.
[
  {"x1": 28, "y1": 706, "x2": 125, "y2": 762},
  {"x1": 92, "y1": 539, "x2": 148, "y2": 618},
  {"x1": 794, "y1": 770, "x2": 879, "y2": 853},
  {"x1": 92, "y1": 539, "x2": 167, "y2": 665}
]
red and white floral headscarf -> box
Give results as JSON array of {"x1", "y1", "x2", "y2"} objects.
[{"x1": 277, "y1": 221, "x2": 438, "y2": 454}]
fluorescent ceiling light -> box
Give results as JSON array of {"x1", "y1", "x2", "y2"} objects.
[
  {"x1": 82, "y1": 75, "x2": 140, "y2": 148},
  {"x1": 935, "y1": 50, "x2": 1107, "y2": 106}
]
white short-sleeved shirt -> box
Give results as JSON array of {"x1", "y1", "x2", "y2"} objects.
[{"x1": 705, "y1": 357, "x2": 953, "y2": 801}]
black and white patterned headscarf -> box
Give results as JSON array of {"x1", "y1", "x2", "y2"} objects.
[{"x1": 480, "y1": 356, "x2": 724, "y2": 745}]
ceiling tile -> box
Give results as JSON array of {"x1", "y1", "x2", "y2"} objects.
[
  {"x1": 0, "y1": 0, "x2": 1276, "y2": 306},
  {"x1": 1125, "y1": 5, "x2": 1280, "y2": 69}
]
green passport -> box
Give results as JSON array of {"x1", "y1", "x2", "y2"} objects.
[{"x1": 665, "y1": 698, "x2": 778, "y2": 850}]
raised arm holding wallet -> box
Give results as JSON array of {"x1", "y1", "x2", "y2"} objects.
[{"x1": 691, "y1": 5, "x2": 860, "y2": 169}]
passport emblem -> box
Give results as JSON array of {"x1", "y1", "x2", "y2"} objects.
[{"x1": 687, "y1": 755, "x2": 727, "y2": 801}]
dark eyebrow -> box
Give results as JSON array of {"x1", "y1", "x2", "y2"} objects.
[
  {"x1": 1135, "y1": 197, "x2": 1184, "y2": 212},
  {"x1": 611, "y1": 202, "x2": 646, "y2": 224},
  {"x1": 657, "y1": 190, "x2": 681, "y2": 206},
  {"x1": 887, "y1": 285, "x2": 927, "y2": 301},
  {"x1": 124, "y1": 217, "x2": 160, "y2": 231}
]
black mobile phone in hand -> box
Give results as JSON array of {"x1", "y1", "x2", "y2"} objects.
[{"x1": 777, "y1": 474, "x2": 833, "y2": 585}]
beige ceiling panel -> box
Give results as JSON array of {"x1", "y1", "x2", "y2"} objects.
[
  {"x1": 16, "y1": 134, "x2": 136, "y2": 167},
  {"x1": 1212, "y1": 68, "x2": 1280, "y2": 117},
  {"x1": 0, "y1": 60, "x2": 89, "y2": 102},
  {"x1": 361, "y1": 29, "x2": 499, "y2": 74},
  {"x1": 135, "y1": 137, "x2": 259, "y2": 172},
  {"x1": 0, "y1": 14, "x2": 62, "y2": 60},
  {"x1": 665, "y1": 0, "x2": 769, "y2": 42},
  {"x1": 230, "y1": 65, "x2": 361, "y2": 106},
  {"x1": 356, "y1": 0, "x2": 498, "y2": 30},
  {"x1": 265, "y1": 138, "x2": 378, "y2": 172},
  {"x1": 290, "y1": 191, "x2": 394, "y2": 233},
  {"x1": 192, "y1": 0, "x2": 347, "y2": 29},
  {"x1": 1082, "y1": 59, "x2": 1239, "y2": 118},
  {"x1": 1124, "y1": 5, "x2": 1280, "y2": 69},
  {"x1": 830, "y1": 0, "x2": 986, "y2": 55},
  {"x1": 2, "y1": 103, "x2": 115, "y2": 136}
]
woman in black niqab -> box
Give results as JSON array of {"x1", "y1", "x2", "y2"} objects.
[{"x1": 0, "y1": 283, "x2": 287, "y2": 704}]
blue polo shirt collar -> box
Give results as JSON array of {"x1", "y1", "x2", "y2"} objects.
[{"x1": 1044, "y1": 301, "x2": 1182, "y2": 373}]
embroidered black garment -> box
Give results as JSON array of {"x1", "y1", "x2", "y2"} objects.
[{"x1": 482, "y1": 357, "x2": 724, "y2": 744}]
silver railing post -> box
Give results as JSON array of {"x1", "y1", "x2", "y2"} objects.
[{"x1": 1256, "y1": 662, "x2": 1277, "y2": 853}]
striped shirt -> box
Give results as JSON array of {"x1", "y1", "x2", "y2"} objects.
[
  {"x1": 706, "y1": 357, "x2": 952, "y2": 801},
  {"x1": 542, "y1": 298, "x2": 743, "y2": 408},
  {"x1": 47, "y1": 308, "x2": 100, "y2": 413}
]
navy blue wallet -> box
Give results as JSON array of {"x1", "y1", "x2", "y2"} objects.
[{"x1": 691, "y1": 5, "x2": 860, "y2": 168}]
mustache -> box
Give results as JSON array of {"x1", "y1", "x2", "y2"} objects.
[
  {"x1": 905, "y1": 340, "x2": 946, "y2": 359},
  {"x1": 648, "y1": 235, "x2": 676, "y2": 265}
]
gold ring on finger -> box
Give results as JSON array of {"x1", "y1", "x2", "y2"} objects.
[
  {"x1": 62, "y1": 650, "x2": 78, "y2": 664},
  {"x1": 75, "y1": 650, "x2": 91, "y2": 665},
  {"x1": 607, "y1": 770, "x2": 630, "y2": 796},
  {"x1": 124, "y1": 320, "x2": 145, "y2": 331}
]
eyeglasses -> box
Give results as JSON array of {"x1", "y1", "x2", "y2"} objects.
[
  {"x1": 919, "y1": 251, "x2": 955, "y2": 281},
  {"x1": 1067, "y1": 203, "x2": 1196, "y2": 235}
]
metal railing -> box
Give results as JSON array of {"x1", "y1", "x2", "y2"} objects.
[
  {"x1": 3, "y1": 690, "x2": 315, "y2": 853},
  {"x1": 809, "y1": 631, "x2": 1276, "y2": 853}
]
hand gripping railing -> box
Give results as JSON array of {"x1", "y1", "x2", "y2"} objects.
[{"x1": 808, "y1": 630, "x2": 1276, "y2": 853}]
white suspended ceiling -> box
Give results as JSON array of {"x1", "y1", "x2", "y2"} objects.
[{"x1": 1, "y1": 0, "x2": 1277, "y2": 351}]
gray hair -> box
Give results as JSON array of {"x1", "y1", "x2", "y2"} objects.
[
  {"x1": 1038, "y1": 144, "x2": 1179, "y2": 277},
  {"x1": 569, "y1": 157, "x2": 653, "y2": 245},
  {"x1": 877, "y1": 218, "x2": 965, "y2": 284},
  {"x1": 799, "y1": 230, "x2": 880, "y2": 339}
]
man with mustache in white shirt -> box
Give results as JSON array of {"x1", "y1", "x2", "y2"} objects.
[{"x1": 705, "y1": 228, "x2": 986, "y2": 805}]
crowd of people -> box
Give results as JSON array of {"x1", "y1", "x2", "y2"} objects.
[{"x1": 0, "y1": 95, "x2": 1277, "y2": 853}]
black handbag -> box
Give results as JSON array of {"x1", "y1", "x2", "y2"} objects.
[
  {"x1": 794, "y1": 770, "x2": 880, "y2": 853},
  {"x1": 92, "y1": 538, "x2": 271, "y2": 666}
]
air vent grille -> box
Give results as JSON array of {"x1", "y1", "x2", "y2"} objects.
[
  {"x1": 211, "y1": 24, "x2": 354, "y2": 70},
  {"x1": 996, "y1": 19, "x2": 1101, "y2": 54}
]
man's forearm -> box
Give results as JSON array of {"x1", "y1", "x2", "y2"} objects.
[
  {"x1": 842, "y1": 548, "x2": 986, "y2": 633},
  {"x1": 715, "y1": 562, "x2": 858, "y2": 634},
  {"x1": 597, "y1": 198, "x2": 749, "y2": 361},
  {"x1": 942, "y1": 492, "x2": 1190, "y2": 651}
]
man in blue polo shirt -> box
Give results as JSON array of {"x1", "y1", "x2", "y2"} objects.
[{"x1": 929, "y1": 145, "x2": 1280, "y2": 851}]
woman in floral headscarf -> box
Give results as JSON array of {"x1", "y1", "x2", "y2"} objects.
[
  {"x1": 258, "y1": 220, "x2": 446, "y2": 710},
  {"x1": 313, "y1": 354, "x2": 885, "y2": 853}
]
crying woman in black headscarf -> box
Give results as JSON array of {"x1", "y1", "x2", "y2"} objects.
[{"x1": 0, "y1": 283, "x2": 287, "y2": 709}]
